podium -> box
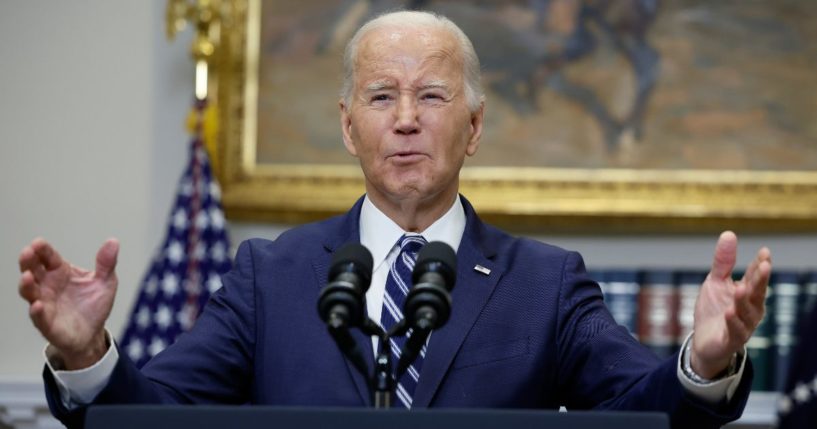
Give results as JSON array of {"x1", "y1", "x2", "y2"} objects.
[{"x1": 86, "y1": 406, "x2": 669, "y2": 429}]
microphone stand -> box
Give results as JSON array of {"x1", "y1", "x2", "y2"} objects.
[
  {"x1": 327, "y1": 314, "x2": 436, "y2": 409},
  {"x1": 326, "y1": 312, "x2": 369, "y2": 380},
  {"x1": 360, "y1": 320, "x2": 393, "y2": 409},
  {"x1": 391, "y1": 312, "x2": 434, "y2": 382}
]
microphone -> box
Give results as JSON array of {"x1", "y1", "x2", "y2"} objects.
[
  {"x1": 394, "y1": 241, "x2": 457, "y2": 378},
  {"x1": 317, "y1": 243, "x2": 374, "y2": 328},
  {"x1": 318, "y1": 243, "x2": 374, "y2": 381},
  {"x1": 405, "y1": 241, "x2": 457, "y2": 330}
]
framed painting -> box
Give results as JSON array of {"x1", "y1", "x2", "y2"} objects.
[{"x1": 208, "y1": 0, "x2": 817, "y2": 232}]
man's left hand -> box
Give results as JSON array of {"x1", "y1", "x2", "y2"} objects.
[{"x1": 691, "y1": 231, "x2": 772, "y2": 379}]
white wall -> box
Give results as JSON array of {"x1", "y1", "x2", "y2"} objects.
[
  {"x1": 2, "y1": 0, "x2": 816, "y2": 386},
  {"x1": 0, "y1": 1, "x2": 190, "y2": 380}
]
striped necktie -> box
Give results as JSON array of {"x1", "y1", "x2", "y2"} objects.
[{"x1": 380, "y1": 234, "x2": 427, "y2": 408}]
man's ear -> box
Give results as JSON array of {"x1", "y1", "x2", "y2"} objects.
[
  {"x1": 339, "y1": 100, "x2": 358, "y2": 156},
  {"x1": 465, "y1": 101, "x2": 484, "y2": 157}
]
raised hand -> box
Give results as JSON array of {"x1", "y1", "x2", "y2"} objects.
[
  {"x1": 691, "y1": 231, "x2": 772, "y2": 379},
  {"x1": 18, "y1": 238, "x2": 120, "y2": 370}
]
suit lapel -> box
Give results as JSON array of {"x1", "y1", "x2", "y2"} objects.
[
  {"x1": 314, "y1": 197, "x2": 374, "y2": 406},
  {"x1": 412, "y1": 197, "x2": 504, "y2": 407}
]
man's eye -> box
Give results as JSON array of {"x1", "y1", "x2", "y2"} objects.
[
  {"x1": 422, "y1": 93, "x2": 444, "y2": 101},
  {"x1": 371, "y1": 94, "x2": 390, "y2": 102}
]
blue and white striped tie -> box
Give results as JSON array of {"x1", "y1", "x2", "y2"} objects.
[{"x1": 380, "y1": 234, "x2": 427, "y2": 408}]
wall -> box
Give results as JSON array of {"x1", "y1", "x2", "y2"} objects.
[
  {"x1": 2, "y1": 0, "x2": 817, "y2": 386},
  {"x1": 0, "y1": 1, "x2": 189, "y2": 381}
]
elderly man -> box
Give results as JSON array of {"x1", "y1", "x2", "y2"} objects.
[{"x1": 18, "y1": 10, "x2": 770, "y2": 429}]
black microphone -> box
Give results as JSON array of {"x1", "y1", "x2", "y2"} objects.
[
  {"x1": 394, "y1": 241, "x2": 457, "y2": 378},
  {"x1": 318, "y1": 243, "x2": 374, "y2": 381},
  {"x1": 405, "y1": 241, "x2": 457, "y2": 330},
  {"x1": 317, "y1": 243, "x2": 374, "y2": 328}
]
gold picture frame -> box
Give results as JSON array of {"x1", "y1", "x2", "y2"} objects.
[{"x1": 207, "y1": 0, "x2": 817, "y2": 233}]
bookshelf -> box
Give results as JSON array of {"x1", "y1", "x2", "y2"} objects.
[{"x1": 595, "y1": 268, "x2": 816, "y2": 429}]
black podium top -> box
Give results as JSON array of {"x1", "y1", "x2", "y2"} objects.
[{"x1": 86, "y1": 405, "x2": 669, "y2": 429}]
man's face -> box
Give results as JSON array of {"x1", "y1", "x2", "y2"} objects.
[{"x1": 340, "y1": 24, "x2": 483, "y2": 208}]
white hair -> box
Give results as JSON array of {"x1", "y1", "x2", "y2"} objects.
[{"x1": 340, "y1": 10, "x2": 484, "y2": 112}]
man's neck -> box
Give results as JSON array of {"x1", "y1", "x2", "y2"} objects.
[{"x1": 366, "y1": 188, "x2": 459, "y2": 232}]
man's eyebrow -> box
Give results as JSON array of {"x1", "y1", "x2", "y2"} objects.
[
  {"x1": 419, "y1": 80, "x2": 450, "y2": 91},
  {"x1": 364, "y1": 80, "x2": 394, "y2": 92},
  {"x1": 363, "y1": 79, "x2": 451, "y2": 92}
]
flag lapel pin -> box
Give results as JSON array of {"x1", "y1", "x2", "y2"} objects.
[{"x1": 474, "y1": 265, "x2": 491, "y2": 276}]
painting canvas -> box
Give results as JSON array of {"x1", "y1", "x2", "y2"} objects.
[
  {"x1": 255, "y1": 0, "x2": 817, "y2": 169},
  {"x1": 214, "y1": 0, "x2": 817, "y2": 231}
]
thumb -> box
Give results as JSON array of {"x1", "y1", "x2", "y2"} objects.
[
  {"x1": 710, "y1": 231, "x2": 737, "y2": 280},
  {"x1": 94, "y1": 238, "x2": 120, "y2": 280}
]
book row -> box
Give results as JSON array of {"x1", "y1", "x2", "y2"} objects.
[{"x1": 588, "y1": 269, "x2": 817, "y2": 392}]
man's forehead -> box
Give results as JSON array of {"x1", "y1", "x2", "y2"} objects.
[
  {"x1": 356, "y1": 24, "x2": 461, "y2": 63},
  {"x1": 354, "y1": 25, "x2": 463, "y2": 84}
]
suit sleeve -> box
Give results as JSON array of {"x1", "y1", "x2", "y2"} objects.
[
  {"x1": 43, "y1": 240, "x2": 259, "y2": 428},
  {"x1": 553, "y1": 251, "x2": 753, "y2": 429}
]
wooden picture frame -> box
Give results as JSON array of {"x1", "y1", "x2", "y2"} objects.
[{"x1": 208, "y1": 0, "x2": 817, "y2": 233}]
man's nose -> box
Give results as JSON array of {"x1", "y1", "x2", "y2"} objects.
[{"x1": 394, "y1": 94, "x2": 420, "y2": 135}]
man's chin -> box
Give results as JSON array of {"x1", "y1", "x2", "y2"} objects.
[{"x1": 389, "y1": 184, "x2": 456, "y2": 206}]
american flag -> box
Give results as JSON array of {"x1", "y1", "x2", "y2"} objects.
[{"x1": 119, "y1": 99, "x2": 232, "y2": 368}]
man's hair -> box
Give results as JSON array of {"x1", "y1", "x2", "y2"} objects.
[{"x1": 340, "y1": 10, "x2": 484, "y2": 113}]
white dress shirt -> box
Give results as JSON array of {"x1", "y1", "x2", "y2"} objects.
[{"x1": 359, "y1": 194, "x2": 465, "y2": 352}]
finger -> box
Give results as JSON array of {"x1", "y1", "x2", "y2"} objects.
[
  {"x1": 18, "y1": 271, "x2": 40, "y2": 304},
  {"x1": 710, "y1": 231, "x2": 737, "y2": 280},
  {"x1": 733, "y1": 282, "x2": 763, "y2": 332},
  {"x1": 742, "y1": 247, "x2": 771, "y2": 292},
  {"x1": 31, "y1": 238, "x2": 65, "y2": 271},
  {"x1": 19, "y1": 247, "x2": 48, "y2": 283},
  {"x1": 94, "y1": 238, "x2": 120, "y2": 280},
  {"x1": 28, "y1": 300, "x2": 51, "y2": 335},
  {"x1": 741, "y1": 248, "x2": 772, "y2": 309},
  {"x1": 19, "y1": 244, "x2": 43, "y2": 274},
  {"x1": 747, "y1": 258, "x2": 772, "y2": 307},
  {"x1": 725, "y1": 307, "x2": 752, "y2": 347},
  {"x1": 741, "y1": 251, "x2": 761, "y2": 289}
]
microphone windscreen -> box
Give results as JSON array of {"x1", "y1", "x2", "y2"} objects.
[
  {"x1": 328, "y1": 243, "x2": 374, "y2": 286},
  {"x1": 413, "y1": 241, "x2": 457, "y2": 288}
]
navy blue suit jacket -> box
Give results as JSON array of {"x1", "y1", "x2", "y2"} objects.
[{"x1": 44, "y1": 196, "x2": 752, "y2": 428}]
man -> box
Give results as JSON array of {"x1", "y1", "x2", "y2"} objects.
[{"x1": 18, "y1": 11, "x2": 771, "y2": 429}]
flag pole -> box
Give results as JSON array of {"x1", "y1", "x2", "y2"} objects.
[
  {"x1": 165, "y1": 0, "x2": 220, "y2": 102},
  {"x1": 166, "y1": 0, "x2": 223, "y2": 173}
]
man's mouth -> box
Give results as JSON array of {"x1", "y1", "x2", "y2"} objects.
[{"x1": 389, "y1": 151, "x2": 427, "y2": 165}]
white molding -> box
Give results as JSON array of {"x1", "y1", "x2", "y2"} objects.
[{"x1": 0, "y1": 380, "x2": 61, "y2": 429}]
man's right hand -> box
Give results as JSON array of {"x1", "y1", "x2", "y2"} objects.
[{"x1": 18, "y1": 238, "x2": 119, "y2": 370}]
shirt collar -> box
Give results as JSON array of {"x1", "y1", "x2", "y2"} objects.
[{"x1": 360, "y1": 195, "x2": 466, "y2": 269}]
